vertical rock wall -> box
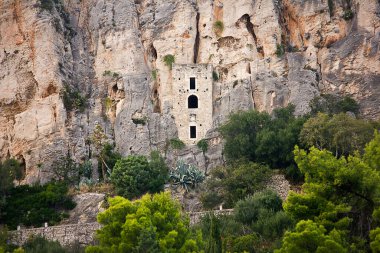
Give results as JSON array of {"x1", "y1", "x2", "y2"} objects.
[{"x1": 0, "y1": 0, "x2": 379, "y2": 181}]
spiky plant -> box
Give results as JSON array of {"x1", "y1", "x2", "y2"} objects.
[{"x1": 169, "y1": 161, "x2": 205, "y2": 192}]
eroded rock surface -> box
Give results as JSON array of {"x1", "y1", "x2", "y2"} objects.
[{"x1": 0, "y1": 0, "x2": 379, "y2": 181}]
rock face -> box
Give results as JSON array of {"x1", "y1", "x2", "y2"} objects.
[
  {"x1": 0, "y1": 0, "x2": 379, "y2": 182},
  {"x1": 62, "y1": 193, "x2": 105, "y2": 224}
]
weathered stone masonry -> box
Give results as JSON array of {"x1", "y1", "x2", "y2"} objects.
[
  {"x1": 9, "y1": 222, "x2": 101, "y2": 246},
  {"x1": 9, "y1": 210, "x2": 233, "y2": 246},
  {"x1": 172, "y1": 64, "x2": 213, "y2": 145}
]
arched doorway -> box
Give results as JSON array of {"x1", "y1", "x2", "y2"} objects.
[{"x1": 188, "y1": 95, "x2": 198, "y2": 108}]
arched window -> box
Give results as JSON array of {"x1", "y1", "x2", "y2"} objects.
[{"x1": 188, "y1": 95, "x2": 198, "y2": 108}]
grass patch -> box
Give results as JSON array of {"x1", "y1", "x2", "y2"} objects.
[
  {"x1": 213, "y1": 20, "x2": 224, "y2": 36},
  {"x1": 212, "y1": 71, "x2": 219, "y2": 81},
  {"x1": 163, "y1": 54, "x2": 175, "y2": 70},
  {"x1": 152, "y1": 69, "x2": 158, "y2": 80},
  {"x1": 197, "y1": 139, "x2": 208, "y2": 153},
  {"x1": 275, "y1": 44, "x2": 285, "y2": 58},
  {"x1": 169, "y1": 138, "x2": 185, "y2": 150}
]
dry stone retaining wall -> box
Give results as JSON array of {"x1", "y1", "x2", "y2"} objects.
[
  {"x1": 9, "y1": 210, "x2": 234, "y2": 246},
  {"x1": 9, "y1": 222, "x2": 102, "y2": 246}
]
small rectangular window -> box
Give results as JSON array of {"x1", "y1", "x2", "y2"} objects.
[
  {"x1": 190, "y1": 77, "x2": 196, "y2": 90},
  {"x1": 190, "y1": 126, "x2": 196, "y2": 139}
]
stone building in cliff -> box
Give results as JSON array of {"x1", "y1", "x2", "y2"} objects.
[{"x1": 172, "y1": 64, "x2": 213, "y2": 145}]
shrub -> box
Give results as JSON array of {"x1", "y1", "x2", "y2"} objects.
[
  {"x1": 102, "y1": 70, "x2": 120, "y2": 78},
  {"x1": 23, "y1": 236, "x2": 66, "y2": 253},
  {"x1": 151, "y1": 69, "x2": 157, "y2": 80},
  {"x1": 0, "y1": 182, "x2": 75, "y2": 229},
  {"x1": 104, "y1": 97, "x2": 112, "y2": 111},
  {"x1": 300, "y1": 112, "x2": 377, "y2": 157},
  {"x1": 163, "y1": 54, "x2": 175, "y2": 70},
  {"x1": 169, "y1": 161, "x2": 205, "y2": 192},
  {"x1": 213, "y1": 21, "x2": 224, "y2": 36},
  {"x1": 169, "y1": 138, "x2": 185, "y2": 150},
  {"x1": 197, "y1": 139, "x2": 209, "y2": 153},
  {"x1": 201, "y1": 162, "x2": 271, "y2": 209},
  {"x1": 39, "y1": 0, "x2": 57, "y2": 12},
  {"x1": 212, "y1": 71, "x2": 219, "y2": 81},
  {"x1": 234, "y1": 190, "x2": 283, "y2": 225},
  {"x1": 110, "y1": 153, "x2": 168, "y2": 199},
  {"x1": 275, "y1": 44, "x2": 285, "y2": 57},
  {"x1": 132, "y1": 117, "x2": 147, "y2": 125},
  {"x1": 61, "y1": 85, "x2": 87, "y2": 112},
  {"x1": 233, "y1": 190, "x2": 293, "y2": 241},
  {"x1": 309, "y1": 94, "x2": 359, "y2": 115},
  {"x1": 220, "y1": 105, "x2": 306, "y2": 169},
  {"x1": 231, "y1": 234, "x2": 259, "y2": 253},
  {"x1": 0, "y1": 159, "x2": 23, "y2": 196},
  {"x1": 86, "y1": 192, "x2": 203, "y2": 253},
  {"x1": 343, "y1": 9, "x2": 354, "y2": 20}
]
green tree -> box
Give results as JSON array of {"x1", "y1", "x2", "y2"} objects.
[
  {"x1": 201, "y1": 162, "x2": 271, "y2": 209},
  {"x1": 309, "y1": 94, "x2": 359, "y2": 116},
  {"x1": 99, "y1": 143, "x2": 121, "y2": 178},
  {"x1": 51, "y1": 153, "x2": 80, "y2": 185},
  {"x1": 220, "y1": 105, "x2": 305, "y2": 169},
  {"x1": 235, "y1": 190, "x2": 293, "y2": 240},
  {"x1": 281, "y1": 133, "x2": 380, "y2": 251},
  {"x1": 86, "y1": 192, "x2": 202, "y2": 253},
  {"x1": 205, "y1": 213, "x2": 222, "y2": 253},
  {"x1": 110, "y1": 154, "x2": 168, "y2": 199},
  {"x1": 300, "y1": 113, "x2": 376, "y2": 157},
  {"x1": 0, "y1": 182, "x2": 75, "y2": 229},
  {"x1": 90, "y1": 124, "x2": 115, "y2": 180},
  {"x1": 275, "y1": 220, "x2": 347, "y2": 253}
]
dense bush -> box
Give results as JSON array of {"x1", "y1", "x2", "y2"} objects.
[
  {"x1": 197, "y1": 139, "x2": 209, "y2": 153},
  {"x1": 21, "y1": 236, "x2": 84, "y2": 253},
  {"x1": 0, "y1": 182, "x2": 75, "y2": 229},
  {"x1": 86, "y1": 192, "x2": 202, "y2": 253},
  {"x1": 309, "y1": 94, "x2": 359, "y2": 115},
  {"x1": 0, "y1": 159, "x2": 23, "y2": 196},
  {"x1": 110, "y1": 153, "x2": 168, "y2": 199},
  {"x1": 169, "y1": 138, "x2": 185, "y2": 150},
  {"x1": 61, "y1": 85, "x2": 87, "y2": 112},
  {"x1": 163, "y1": 54, "x2": 175, "y2": 70},
  {"x1": 235, "y1": 190, "x2": 293, "y2": 240},
  {"x1": 201, "y1": 162, "x2": 271, "y2": 209},
  {"x1": 220, "y1": 105, "x2": 305, "y2": 169},
  {"x1": 300, "y1": 112, "x2": 378, "y2": 157}
]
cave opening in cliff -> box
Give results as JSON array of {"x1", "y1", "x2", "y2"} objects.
[
  {"x1": 190, "y1": 126, "x2": 197, "y2": 139},
  {"x1": 188, "y1": 95, "x2": 198, "y2": 108}
]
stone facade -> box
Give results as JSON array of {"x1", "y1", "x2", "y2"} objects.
[{"x1": 172, "y1": 64, "x2": 213, "y2": 145}]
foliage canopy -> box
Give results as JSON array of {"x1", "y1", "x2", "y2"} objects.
[
  {"x1": 86, "y1": 192, "x2": 202, "y2": 253},
  {"x1": 110, "y1": 153, "x2": 168, "y2": 199}
]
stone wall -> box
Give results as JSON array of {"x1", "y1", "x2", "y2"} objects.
[
  {"x1": 189, "y1": 209, "x2": 234, "y2": 225},
  {"x1": 172, "y1": 64, "x2": 214, "y2": 145},
  {"x1": 9, "y1": 210, "x2": 234, "y2": 246},
  {"x1": 9, "y1": 222, "x2": 101, "y2": 247}
]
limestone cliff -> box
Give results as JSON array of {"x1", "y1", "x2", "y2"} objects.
[{"x1": 0, "y1": 0, "x2": 379, "y2": 183}]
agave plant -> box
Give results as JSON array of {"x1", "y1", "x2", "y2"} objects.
[{"x1": 169, "y1": 160, "x2": 205, "y2": 191}]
